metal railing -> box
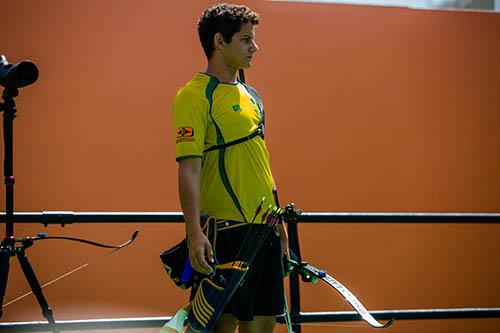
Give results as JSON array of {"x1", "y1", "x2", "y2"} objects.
[
  {"x1": 1, "y1": 211, "x2": 499, "y2": 224},
  {"x1": 2, "y1": 308, "x2": 500, "y2": 332},
  {"x1": 1, "y1": 211, "x2": 499, "y2": 332}
]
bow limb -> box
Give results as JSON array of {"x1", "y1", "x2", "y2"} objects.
[
  {"x1": 287, "y1": 256, "x2": 393, "y2": 329},
  {"x1": 238, "y1": 69, "x2": 245, "y2": 83},
  {"x1": 3, "y1": 230, "x2": 139, "y2": 308},
  {"x1": 318, "y1": 270, "x2": 394, "y2": 328},
  {"x1": 18, "y1": 229, "x2": 139, "y2": 249}
]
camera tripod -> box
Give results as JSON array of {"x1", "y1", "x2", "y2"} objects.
[{"x1": 0, "y1": 86, "x2": 59, "y2": 333}]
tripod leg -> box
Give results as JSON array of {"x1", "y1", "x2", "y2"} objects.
[
  {"x1": 0, "y1": 246, "x2": 13, "y2": 318},
  {"x1": 17, "y1": 249, "x2": 59, "y2": 333}
]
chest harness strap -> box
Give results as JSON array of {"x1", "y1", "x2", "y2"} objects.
[{"x1": 203, "y1": 123, "x2": 264, "y2": 153}]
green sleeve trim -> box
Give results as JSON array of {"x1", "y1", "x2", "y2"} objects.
[{"x1": 176, "y1": 155, "x2": 202, "y2": 161}]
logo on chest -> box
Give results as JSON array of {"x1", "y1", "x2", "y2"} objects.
[{"x1": 232, "y1": 104, "x2": 241, "y2": 112}]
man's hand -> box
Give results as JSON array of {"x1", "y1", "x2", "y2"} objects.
[{"x1": 188, "y1": 231, "x2": 214, "y2": 275}]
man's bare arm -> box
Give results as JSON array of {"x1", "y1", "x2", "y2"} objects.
[{"x1": 178, "y1": 157, "x2": 214, "y2": 274}]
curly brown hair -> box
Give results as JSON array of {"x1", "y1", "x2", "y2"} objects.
[{"x1": 198, "y1": 3, "x2": 260, "y2": 59}]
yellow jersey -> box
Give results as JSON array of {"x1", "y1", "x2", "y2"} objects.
[{"x1": 172, "y1": 73, "x2": 275, "y2": 223}]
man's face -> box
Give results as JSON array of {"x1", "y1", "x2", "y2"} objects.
[{"x1": 222, "y1": 22, "x2": 259, "y2": 69}]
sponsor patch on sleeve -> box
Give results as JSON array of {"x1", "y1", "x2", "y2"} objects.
[{"x1": 176, "y1": 127, "x2": 195, "y2": 143}]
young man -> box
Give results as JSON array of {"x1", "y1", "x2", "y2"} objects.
[{"x1": 172, "y1": 4, "x2": 288, "y2": 332}]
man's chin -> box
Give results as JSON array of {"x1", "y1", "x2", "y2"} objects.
[{"x1": 242, "y1": 61, "x2": 253, "y2": 69}]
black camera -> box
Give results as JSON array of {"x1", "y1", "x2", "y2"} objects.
[{"x1": 0, "y1": 55, "x2": 38, "y2": 88}]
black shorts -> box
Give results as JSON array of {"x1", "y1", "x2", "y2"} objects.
[{"x1": 192, "y1": 223, "x2": 285, "y2": 321}]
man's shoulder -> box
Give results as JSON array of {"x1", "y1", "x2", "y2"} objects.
[
  {"x1": 240, "y1": 81, "x2": 262, "y2": 99},
  {"x1": 174, "y1": 74, "x2": 211, "y2": 105}
]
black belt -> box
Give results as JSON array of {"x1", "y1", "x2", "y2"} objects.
[{"x1": 216, "y1": 219, "x2": 246, "y2": 231}]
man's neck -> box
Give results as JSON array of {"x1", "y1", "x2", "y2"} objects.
[{"x1": 204, "y1": 59, "x2": 239, "y2": 84}]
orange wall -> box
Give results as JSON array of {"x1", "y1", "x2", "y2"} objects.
[{"x1": 0, "y1": 1, "x2": 499, "y2": 332}]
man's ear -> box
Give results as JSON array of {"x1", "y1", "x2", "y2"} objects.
[{"x1": 214, "y1": 32, "x2": 225, "y2": 50}]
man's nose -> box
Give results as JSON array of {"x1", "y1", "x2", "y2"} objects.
[{"x1": 251, "y1": 40, "x2": 259, "y2": 52}]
